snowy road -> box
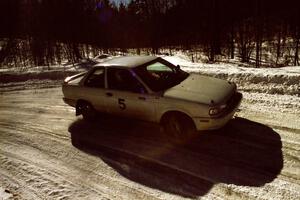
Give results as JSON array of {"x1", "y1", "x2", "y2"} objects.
[{"x1": 0, "y1": 87, "x2": 300, "y2": 200}]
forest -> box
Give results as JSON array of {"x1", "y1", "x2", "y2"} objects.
[{"x1": 0, "y1": 0, "x2": 299, "y2": 68}]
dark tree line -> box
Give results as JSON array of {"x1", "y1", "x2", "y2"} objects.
[{"x1": 0, "y1": 0, "x2": 300, "y2": 68}]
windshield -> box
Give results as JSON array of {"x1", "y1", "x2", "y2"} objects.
[{"x1": 133, "y1": 60, "x2": 189, "y2": 92}]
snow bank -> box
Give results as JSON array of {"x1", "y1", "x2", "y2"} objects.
[
  {"x1": 0, "y1": 70, "x2": 80, "y2": 84},
  {"x1": 164, "y1": 55, "x2": 300, "y2": 96}
]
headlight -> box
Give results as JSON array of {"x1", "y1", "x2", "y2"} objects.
[
  {"x1": 209, "y1": 104, "x2": 227, "y2": 116},
  {"x1": 209, "y1": 108, "x2": 220, "y2": 115}
]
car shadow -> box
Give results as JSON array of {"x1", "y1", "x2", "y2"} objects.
[{"x1": 68, "y1": 116, "x2": 283, "y2": 198}]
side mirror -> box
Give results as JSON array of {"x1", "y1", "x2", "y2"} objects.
[{"x1": 175, "y1": 65, "x2": 181, "y2": 71}]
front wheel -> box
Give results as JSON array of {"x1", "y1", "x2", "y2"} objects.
[{"x1": 161, "y1": 113, "x2": 196, "y2": 144}]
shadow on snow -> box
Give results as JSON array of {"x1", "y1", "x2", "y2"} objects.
[{"x1": 68, "y1": 116, "x2": 283, "y2": 198}]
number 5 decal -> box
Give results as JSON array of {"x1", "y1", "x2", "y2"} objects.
[{"x1": 118, "y1": 98, "x2": 126, "y2": 110}]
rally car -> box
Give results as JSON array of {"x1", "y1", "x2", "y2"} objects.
[{"x1": 62, "y1": 56, "x2": 242, "y2": 141}]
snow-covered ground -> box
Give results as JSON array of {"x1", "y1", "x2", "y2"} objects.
[{"x1": 0, "y1": 54, "x2": 300, "y2": 199}]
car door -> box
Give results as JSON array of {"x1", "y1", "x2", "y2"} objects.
[
  {"x1": 80, "y1": 67, "x2": 108, "y2": 113},
  {"x1": 105, "y1": 68, "x2": 157, "y2": 122}
]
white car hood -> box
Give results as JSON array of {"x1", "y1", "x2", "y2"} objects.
[{"x1": 163, "y1": 74, "x2": 236, "y2": 105}]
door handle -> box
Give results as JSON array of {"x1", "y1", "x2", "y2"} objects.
[
  {"x1": 106, "y1": 92, "x2": 113, "y2": 97},
  {"x1": 138, "y1": 96, "x2": 146, "y2": 100}
]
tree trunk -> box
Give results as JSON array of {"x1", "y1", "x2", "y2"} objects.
[
  {"x1": 239, "y1": 24, "x2": 247, "y2": 63},
  {"x1": 255, "y1": 38, "x2": 261, "y2": 67},
  {"x1": 230, "y1": 26, "x2": 235, "y2": 59},
  {"x1": 210, "y1": 46, "x2": 215, "y2": 62},
  {"x1": 255, "y1": 0, "x2": 262, "y2": 68},
  {"x1": 136, "y1": 48, "x2": 140, "y2": 55},
  {"x1": 275, "y1": 32, "x2": 281, "y2": 66},
  {"x1": 294, "y1": 37, "x2": 299, "y2": 66}
]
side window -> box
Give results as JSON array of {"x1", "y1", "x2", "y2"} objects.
[
  {"x1": 85, "y1": 68, "x2": 105, "y2": 88},
  {"x1": 107, "y1": 68, "x2": 146, "y2": 94}
]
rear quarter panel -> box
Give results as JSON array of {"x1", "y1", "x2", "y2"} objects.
[
  {"x1": 62, "y1": 84, "x2": 82, "y2": 103},
  {"x1": 63, "y1": 83, "x2": 108, "y2": 113}
]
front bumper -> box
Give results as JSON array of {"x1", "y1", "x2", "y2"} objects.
[{"x1": 193, "y1": 92, "x2": 242, "y2": 131}]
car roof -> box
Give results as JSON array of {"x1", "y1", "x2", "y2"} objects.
[{"x1": 94, "y1": 56, "x2": 159, "y2": 68}]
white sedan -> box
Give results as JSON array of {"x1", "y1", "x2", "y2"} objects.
[{"x1": 62, "y1": 56, "x2": 242, "y2": 141}]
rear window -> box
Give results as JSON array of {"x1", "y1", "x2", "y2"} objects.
[
  {"x1": 67, "y1": 73, "x2": 86, "y2": 84},
  {"x1": 146, "y1": 62, "x2": 173, "y2": 72}
]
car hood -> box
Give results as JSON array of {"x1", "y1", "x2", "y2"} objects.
[{"x1": 163, "y1": 74, "x2": 236, "y2": 105}]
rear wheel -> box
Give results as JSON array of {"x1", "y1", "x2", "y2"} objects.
[
  {"x1": 161, "y1": 112, "x2": 196, "y2": 144},
  {"x1": 77, "y1": 101, "x2": 97, "y2": 121}
]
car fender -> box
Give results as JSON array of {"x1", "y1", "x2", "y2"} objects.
[
  {"x1": 156, "y1": 97, "x2": 194, "y2": 122},
  {"x1": 158, "y1": 108, "x2": 193, "y2": 123}
]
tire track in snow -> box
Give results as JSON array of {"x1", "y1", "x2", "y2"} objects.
[
  {"x1": 0, "y1": 123, "x2": 170, "y2": 199},
  {"x1": 0, "y1": 137, "x2": 166, "y2": 200},
  {"x1": 0, "y1": 153, "x2": 107, "y2": 200}
]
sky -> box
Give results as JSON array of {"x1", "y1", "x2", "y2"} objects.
[{"x1": 111, "y1": 0, "x2": 129, "y2": 5}]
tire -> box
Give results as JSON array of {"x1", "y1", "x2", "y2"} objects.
[
  {"x1": 77, "y1": 101, "x2": 97, "y2": 121},
  {"x1": 161, "y1": 113, "x2": 196, "y2": 144}
]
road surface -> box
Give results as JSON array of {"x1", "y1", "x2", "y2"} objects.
[{"x1": 0, "y1": 87, "x2": 299, "y2": 199}]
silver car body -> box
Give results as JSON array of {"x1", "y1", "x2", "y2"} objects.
[{"x1": 62, "y1": 56, "x2": 242, "y2": 130}]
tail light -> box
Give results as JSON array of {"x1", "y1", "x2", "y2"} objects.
[{"x1": 63, "y1": 76, "x2": 72, "y2": 83}]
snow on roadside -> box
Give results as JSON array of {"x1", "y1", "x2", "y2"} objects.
[
  {"x1": 241, "y1": 92, "x2": 300, "y2": 114},
  {"x1": 0, "y1": 79, "x2": 63, "y2": 93}
]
